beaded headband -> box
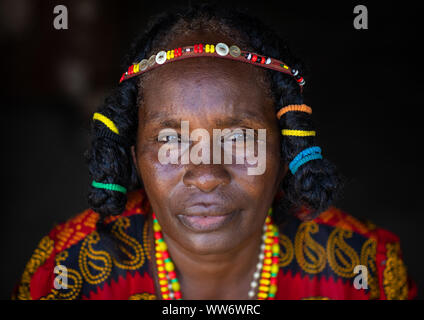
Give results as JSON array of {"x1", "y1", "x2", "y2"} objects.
[{"x1": 119, "y1": 43, "x2": 305, "y2": 90}]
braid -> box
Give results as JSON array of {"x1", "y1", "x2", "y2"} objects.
[
  {"x1": 86, "y1": 3, "x2": 342, "y2": 222},
  {"x1": 86, "y1": 78, "x2": 139, "y2": 215},
  {"x1": 277, "y1": 108, "x2": 341, "y2": 222}
]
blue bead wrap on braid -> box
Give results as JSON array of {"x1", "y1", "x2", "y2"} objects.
[{"x1": 289, "y1": 146, "x2": 323, "y2": 174}]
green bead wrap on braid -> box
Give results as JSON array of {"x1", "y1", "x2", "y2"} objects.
[{"x1": 91, "y1": 181, "x2": 127, "y2": 194}]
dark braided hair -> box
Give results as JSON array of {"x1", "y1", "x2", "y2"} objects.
[{"x1": 86, "y1": 3, "x2": 342, "y2": 224}]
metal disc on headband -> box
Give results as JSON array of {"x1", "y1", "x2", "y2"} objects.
[
  {"x1": 148, "y1": 54, "x2": 156, "y2": 67},
  {"x1": 229, "y1": 45, "x2": 241, "y2": 57},
  {"x1": 216, "y1": 43, "x2": 229, "y2": 56},
  {"x1": 155, "y1": 51, "x2": 167, "y2": 64},
  {"x1": 139, "y1": 59, "x2": 148, "y2": 71}
]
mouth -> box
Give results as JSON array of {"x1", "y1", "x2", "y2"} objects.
[{"x1": 177, "y1": 209, "x2": 239, "y2": 232}]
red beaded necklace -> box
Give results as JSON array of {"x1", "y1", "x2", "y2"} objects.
[{"x1": 152, "y1": 209, "x2": 280, "y2": 300}]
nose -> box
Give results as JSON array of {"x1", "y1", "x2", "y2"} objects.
[{"x1": 183, "y1": 164, "x2": 231, "y2": 192}]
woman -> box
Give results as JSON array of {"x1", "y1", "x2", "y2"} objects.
[{"x1": 13, "y1": 4, "x2": 416, "y2": 300}]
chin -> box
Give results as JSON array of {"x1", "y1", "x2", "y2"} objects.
[{"x1": 182, "y1": 231, "x2": 244, "y2": 255}]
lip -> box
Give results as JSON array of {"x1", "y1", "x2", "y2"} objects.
[
  {"x1": 177, "y1": 209, "x2": 239, "y2": 232},
  {"x1": 182, "y1": 203, "x2": 231, "y2": 216}
]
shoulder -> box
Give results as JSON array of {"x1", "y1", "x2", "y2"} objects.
[
  {"x1": 12, "y1": 189, "x2": 153, "y2": 300},
  {"x1": 48, "y1": 188, "x2": 149, "y2": 253},
  {"x1": 277, "y1": 206, "x2": 417, "y2": 300},
  {"x1": 318, "y1": 207, "x2": 418, "y2": 300}
]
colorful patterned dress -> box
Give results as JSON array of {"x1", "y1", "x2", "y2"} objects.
[{"x1": 12, "y1": 189, "x2": 417, "y2": 300}]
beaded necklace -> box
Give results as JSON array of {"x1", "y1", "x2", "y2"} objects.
[{"x1": 152, "y1": 209, "x2": 280, "y2": 300}]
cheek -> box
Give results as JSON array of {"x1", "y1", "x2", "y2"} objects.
[
  {"x1": 137, "y1": 146, "x2": 183, "y2": 203},
  {"x1": 225, "y1": 142, "x2": 282, "y2": 213}
]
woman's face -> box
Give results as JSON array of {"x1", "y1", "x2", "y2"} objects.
[{"x1": 133, "y1": 33, "x2": 285, "y2": 255}]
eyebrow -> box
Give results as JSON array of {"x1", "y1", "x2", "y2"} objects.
[
  {"x1": 146, "y1": 109, "x2": 269, "y2": 129},
  {"x1": 214, "y1": 115, "x2": 265, "y2": 128}
]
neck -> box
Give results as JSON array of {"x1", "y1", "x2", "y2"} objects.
[{"x1": 150, "y1": 216, "x2": 264, "y2": 300}]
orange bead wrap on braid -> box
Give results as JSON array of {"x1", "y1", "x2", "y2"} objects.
[{"x1": 276, "y1": 104, "x2": 312, "y2": 120}]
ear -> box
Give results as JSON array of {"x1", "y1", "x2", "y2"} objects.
[
  {"x1": 131, "y1": 145, "x2": 139, "y2": 174},
  {"x1": 272, "y1": 162, "x2": 288, "y2": 203},
  {"x1": 277, "y1": 162, "x2": 288, "y2": 186}
]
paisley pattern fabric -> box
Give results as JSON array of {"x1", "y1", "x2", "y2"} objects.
[{"x1": 12, "y1": 189, "x2": 417, "y2": 300}]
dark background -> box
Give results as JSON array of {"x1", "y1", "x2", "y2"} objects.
[{"x1": 1, "y1": 0, "x2": 423, "y2": 299}]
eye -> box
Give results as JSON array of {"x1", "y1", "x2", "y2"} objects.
[
  {"x1": 223, "y1": 130, "x2": 245, "y2": 143},
  {"x1": 222, "y1": 129, "x2": 258, "y2": 143},
  {"x1": 158, "y1": 133, "x2": 180, "y2": 143}
]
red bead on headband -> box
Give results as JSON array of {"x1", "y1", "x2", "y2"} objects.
[{"x1": 119, "y1": 43, "x2": 305, "y2": 90}]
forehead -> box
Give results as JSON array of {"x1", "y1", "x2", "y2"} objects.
[{"x1": 140, "y1": 57, "x2": 275, "y2": 125}]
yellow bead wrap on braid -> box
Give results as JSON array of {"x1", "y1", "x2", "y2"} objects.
[
  {"x1": 281, "y1": 129, "x2": 316, "y2": 137},
  {"x1": 93, "y1": 113, "x2": 120, "y2": 135}
]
